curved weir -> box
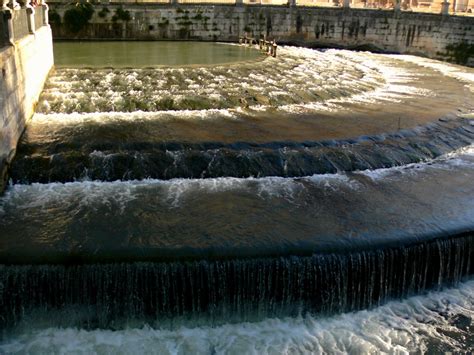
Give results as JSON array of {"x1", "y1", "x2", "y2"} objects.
[
  {"x1": 9, "y1": 117, "x2": 474, "y2": 183},
  {"x1": 2, "y1": 149, "x2": 474, "y2": 263},
  {"x1": 1, "y1": 236, "x2": 473, "y2": 331},
  {"x1": 2, "y1": 44, "x2": 474, "y2": 350}
]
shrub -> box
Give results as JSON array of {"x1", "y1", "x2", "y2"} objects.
[{"x1": 63, "y1": 3, "x2": 94, "y2": 33}]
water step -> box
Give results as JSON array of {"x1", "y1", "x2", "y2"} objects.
[{"x1": 10, "y1": 118, "x2": 474, "y2": 183}]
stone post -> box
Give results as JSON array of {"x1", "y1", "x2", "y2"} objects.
[
  {"x1": 441, "y1": 0, "x2": 450, "y2": 14},
  {"x1": 288, "y1": 0, "x2": 296, "y2": 7},
  {"x1": 24, "y1": 0, "x2": 35, "y2": 34},
  {"x1": 9, "y1": 0, "x2": 20, "y2": 10},
  {"x1": 40, "y1": 0, "x2": 49, "y2": 26},
  {"x1": 2, "y1": 6, "x2": 14, "y2": 44},
  {"x1": 235, "y1": 0, "x2": 243, "y2": 6},
  {"x1": 393, "y1": 0, "x2": 401, "y2": 11},
  {"x1": 343, "y1": 0, "x2": 350, "y2": 8}
]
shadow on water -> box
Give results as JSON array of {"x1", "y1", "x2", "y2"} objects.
[
  {"x1": 9, "y1": 118, "x2": 474, "y2": 183},
  {"x1": 1, "y1": 234, "x2": 473, "y2": 335},
  {"x1": 2, "y1": 45, "x2": 474, "y2": 351}
]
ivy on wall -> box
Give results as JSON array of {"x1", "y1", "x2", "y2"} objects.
[
  {"x1": 49, "y1": 9, "x2": 61, "y2": 25},
  {"x1": 112, "y1": 7, "x2": 131, "y2": 22},
  {"x1": 98, "y1": 7, "x2": 110, "y2": 19},
  {"x1": 63, "y1": 2, "x2": 94, "y2": 33},
  {"x1": 446, "y1": 42, "x2": 474, "y2": 65}
]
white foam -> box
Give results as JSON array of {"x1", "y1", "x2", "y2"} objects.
[
  {"x1": 2, "y1": 280, "x2": 473, "y2": 354},
  {"x1": 391, "y1": 55, "x2": 474, "y2": 95},
  {"x1": 356, "y1": 144, "x2": 474, "y2": 181},
  {"x1": 2, "y1": 143, "x2": 473, "y2": 214},
  {"x1": 31, "y1": 108, "x2": 239, "y2": 125},
  {"x1": 39, "y1": 47, "x2": 391, "y2": 116},
  {"x1": 0, "y1": 174, "x2": 346, "y2": 212}
]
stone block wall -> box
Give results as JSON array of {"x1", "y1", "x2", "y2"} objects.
[
  {"x1": 0, "y1": 25, "x2": 54, "y2": 190},
  {"x1": 49, "y1": 5, "x2": 474, "y2": 65}
]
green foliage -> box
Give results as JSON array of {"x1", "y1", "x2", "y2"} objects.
[
  {"x1": 63, "y1": 2, "x2": 94, "y2": 33},
  {"x1": 113, "y1": 7, "x2": 131, "y2": 22},
  {"x1": 158, "y1": 19, "x2": 169, "y2": 28},
  {"x1": 98, "y1": 7, "x2": 110, "y2": 18},
  {"x1": 446, "y1": 42, "x2": 474, "y2": 65},
  {"x1": 49, "y1": 10, "x2": 61, "y2": 24}
]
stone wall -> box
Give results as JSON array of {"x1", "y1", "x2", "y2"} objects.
[
  {"x1": 49, "y1": 4, "x2": 474, "y2": 65},
  {"x1": 0, "y1": 25, "x2": 54, "y2": 190}
]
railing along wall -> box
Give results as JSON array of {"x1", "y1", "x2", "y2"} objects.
[
  {"x1": 1, "y1": 0, "x2": 49, "y2": 49},
  {"x1": 45, "y1": 0, "x2": 473, "y2": 15}
]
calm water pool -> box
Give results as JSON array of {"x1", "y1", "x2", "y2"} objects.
[{"x1": 53, "y1": 41, "x2": 263, "y2": 68}]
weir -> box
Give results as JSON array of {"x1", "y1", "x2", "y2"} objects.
[
  {"x1": 1, "y1": 6, "x2": 474, "y2": 352},
  {"x1": 1, "y1": 235, "x2": 473, "y2": 330}
]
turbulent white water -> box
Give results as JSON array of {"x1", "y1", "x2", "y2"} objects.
[
  {"x1": 37, "y1": 47, "x2": 438, "y2": 115},
  {"x1": 2, "y1": 280, "x2": 473, "y2": 354},
  {"x1": 392, "y1": 54, "x2": 474, "y2": 94},
  {"x1": 4, "y1": 45, "x2": 474, "y2": 353},
  {"x1": 2, "y1": 143, "x2": 474, "y2": 212}
]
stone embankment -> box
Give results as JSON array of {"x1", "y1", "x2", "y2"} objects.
[
  {"x1": 49, "y1": 4, "x2": 474, "y2": 65},
  {"x1": 0, "y1": 5, "x2": 54, "y2": 191}
]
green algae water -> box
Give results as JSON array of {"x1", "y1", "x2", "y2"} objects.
[{"x1": 53, "y1": 41, "x2": 263, "y2": 68}]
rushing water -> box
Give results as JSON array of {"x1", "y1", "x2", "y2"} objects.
[
  {"x1": 2, "y1": 280, "x2": 473, "y2": 354},
  {"x1": 2, "y1": 43, "x2": 474, "y2": 352}
]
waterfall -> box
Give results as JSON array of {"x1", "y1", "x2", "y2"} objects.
[
  {"x1": 2, "y1": 45, "x2": 474, "y2": 351},
  {"x1": 9, "y1": 118, "x2": 474, "y2": 184},
  {"x1": 1, "y1": 234, "x2": 472, "y2": 332}
]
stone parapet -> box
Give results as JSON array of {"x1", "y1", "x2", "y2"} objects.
[{"x1": 0, "y1": 25, "x2": 54, "y2": 191}]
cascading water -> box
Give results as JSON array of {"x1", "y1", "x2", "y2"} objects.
[{"x1": 1, "y1": 43, "x2": 474, "y2": 352}]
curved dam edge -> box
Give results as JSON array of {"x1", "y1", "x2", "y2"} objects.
[
  {"x1": 1, "y1": 233, "x2": 472, "y2": 330},
  {"x1": 1, "y1": 231, "x2": 473, "y2": 265},
  {"x1": 10, "y1": 116, "x2": 474, "y2": 183},
  {"x1": 2, "y1": 150, "x2": 474, "y2": 265},
  {"x1": 48, "y1": 4, "x2": 474, "y2": 66}
]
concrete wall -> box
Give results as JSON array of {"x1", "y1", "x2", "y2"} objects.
[
  {"x1": 50, "y1": 5, "x2": 474, "y2": 65},
  {"x1": 0, "y1": 25, "x2": 54, "y2": 190}
]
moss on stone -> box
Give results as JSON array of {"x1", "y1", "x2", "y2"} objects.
[{"x1": 445, "y1": 42, "x2": 474, "y2": 65}]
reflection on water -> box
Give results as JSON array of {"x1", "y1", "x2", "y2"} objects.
[
  {"x1": 53, "y1": 41, "x2": 263, "y2": 68},
  {"x1": 2, "y1": 45, "x2": 474, "y2": 352},
  {"x1": 2, "y1": 148, "x2": 474, "y2": 263}
]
